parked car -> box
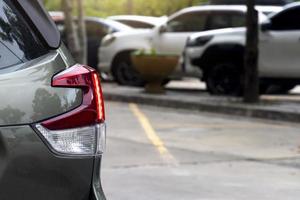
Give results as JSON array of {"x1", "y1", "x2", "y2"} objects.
[
  {"x1": 0, "y1": 1, "x2": 106, "y2": 199},
  {"x1": 108, "y1": 15, "x2": 167, "y2": 29},
  {"x1": 50, "y1": 11, "x2": 132, "y2": 69},
  {"x1": 185, "y1": 2, "x2": 300, "y2": 95},
  {"x1": 98, "y1": 5, "x2": 281, "y2": 86}
]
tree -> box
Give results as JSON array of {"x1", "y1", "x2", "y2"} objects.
[
  {"x1": 61, "y1": 0, "x2": 81, "y2": 62},
  {"x1": 127, "y1": 0, "x2": 133, "y2": 14},
  {"x1": 244, "y1": 0, "x2": 259, "y2": 103},
  {"x1": 77, "y1": 0, "x2": 87, "y2": 64},
  {"x1": 60, "y1": 0, "x2": 87, "y2": 64}
]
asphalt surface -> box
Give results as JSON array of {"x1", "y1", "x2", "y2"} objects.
[{"x1": 101, "y1": 101, "x2": 300, "y2": 200}]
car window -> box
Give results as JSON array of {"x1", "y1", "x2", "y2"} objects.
[
  {"x1": 166, "y1": 11, "x2": 208, "y2": 32},
  {"x1": 207, "y1": 11, "x2": 245, "y2": 30},
  {"x1": 271, "y1": 7, "x2": 300, "y2": 30},
  {"x1": 0, "y1": 0, "x2": 48, "y2": 70},
  {"x1": 0, "y1": 42, "x2": 21, "y2": 69},
  {"x1": 231, "y1": 13, "x2": 246, "y2": 27},
  {"x1": 116, "y1": 20, "x2": 154, "y2": 29}
]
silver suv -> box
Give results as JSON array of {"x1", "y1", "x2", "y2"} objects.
[{"x1": 0, "y1": 0, "x2": 106, "y2": 199}]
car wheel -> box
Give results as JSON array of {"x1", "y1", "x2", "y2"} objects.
[
  {"x1": 206, "y1": 62, "x2": 243, "y2": 96},
  {"x1": 112, "y1": 55, "x2": 145, "y2": 87}
]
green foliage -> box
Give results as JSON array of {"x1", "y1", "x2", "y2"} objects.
[
  {"x1": 44, "y1": 0, "x2": 61, "y2": 11},
  {"x1": 44, "y1": 0, "x2": 208, "y2": 17},
  {"x1": 133, "y1": 0, "x2": 207, "y2": 16}
]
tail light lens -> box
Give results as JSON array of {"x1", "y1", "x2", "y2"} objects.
[{"x1": 35, "y1": 64, "x2": 106, "y2": 157}]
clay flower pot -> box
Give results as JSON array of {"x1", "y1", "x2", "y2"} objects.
[{"x1": 131, "y1": 54, "x2": 179, "y2": 94}]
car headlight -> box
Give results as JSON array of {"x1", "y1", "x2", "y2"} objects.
[
  {"x1": 102, "y1": 34, "x2": 116, "y2": 46},
  {"x1": 187, "y1": 35, "x2": 213, "y2": 47}
]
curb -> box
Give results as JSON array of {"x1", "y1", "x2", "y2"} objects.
[{"x1": 104, "y1": 92, "x2": 300, "y2": 123}]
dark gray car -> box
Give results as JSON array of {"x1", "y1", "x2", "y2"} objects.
[{"x1": 0, "y1": 0, "x2": 106, "y2": 199}]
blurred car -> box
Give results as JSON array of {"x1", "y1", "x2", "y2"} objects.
[
  {"x1": 108, "y1": 15, "x2": 167, "y2": 29},
  {"x1": 99, "y1": 5, "x2": 280, "y2": 86},
  {"x1": 185, "y1": 2, "x2": 300, "y2": 95},
  {"x1": 50, "y1": 11, "x2": 132, "y2": 69},
  {"x1": 0, "y1": 1, "x2": 106, "y2": 199}
]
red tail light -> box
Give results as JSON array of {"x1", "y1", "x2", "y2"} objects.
[{"x1": 41, "y1": 64, "x2": 105, "y2": 130}]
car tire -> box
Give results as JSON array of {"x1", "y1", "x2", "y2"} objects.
[
  {"x1": 205, "y1": 62, "x2": 243, "y2": 96},
  {"x1": 112, "y1": 53, "x2": 145, "y2": 87}
]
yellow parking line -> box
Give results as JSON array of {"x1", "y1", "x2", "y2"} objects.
[{"x1": 129, "y1": 103, "x2": 177, "y2": 164}]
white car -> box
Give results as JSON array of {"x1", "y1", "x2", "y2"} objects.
[
  {"x1": 108, "y1": 15, "x2": 167, "y2": 29},
  {"x1": 185, "y1": 2, "x2": 300, "y2": 95},
  {"x1": 98, "y1": 5, "x2": 281, "y2": 86}
]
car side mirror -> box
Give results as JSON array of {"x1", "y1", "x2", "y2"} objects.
[
  {"x1": 159, "y1": 24, "x2": 167, "y2": 34},
  {"x1": 261, "y1": 22, "x2": 272, "y2": 32}
]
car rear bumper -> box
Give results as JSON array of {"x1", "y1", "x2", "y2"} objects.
[
  {"x1": 91, "y1": 157, "x2": 106, "y2": 200},
  {"x1": 0, "y1": 125, "x2": 105, "y2": 200}
]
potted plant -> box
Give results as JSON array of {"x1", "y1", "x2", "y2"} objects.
[{"x1": 131, "y1": 49, "x2": 179, "y2": 94}]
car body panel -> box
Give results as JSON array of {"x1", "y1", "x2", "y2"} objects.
[
  {"x1": 0, "y1": 1, "x2": 106, "y2": 199},
  {"x1": 184, "y1": 27, "x2": 246, "y2": 77},
  {"x1": 0, "y1": 50, "x2": 82, "y2": 126},
  {"x1": 259, "y1": 30, "x2": 300, "y2": 78},
  {"x1": 99, "y1": 29, "x2": 152, "y2": 73},
  {"x1": 0, "y1": 125, "x2": 94, "y2": 200}
]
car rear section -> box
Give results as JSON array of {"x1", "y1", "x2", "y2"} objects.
[{"x1": 0, "y1": 1, "x2": 106, "y2": 200}]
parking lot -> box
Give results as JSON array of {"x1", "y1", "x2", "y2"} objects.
[
  {"x1": 3, "y1": 1, "x2": 300, "y2": 199},
  {"x1": 102, "y1": 101, "x2": 300, "y2": 200}
]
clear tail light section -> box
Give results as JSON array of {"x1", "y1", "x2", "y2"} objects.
[{"x1": 34, "y1": 64, "x2": 106, "y2": 157}]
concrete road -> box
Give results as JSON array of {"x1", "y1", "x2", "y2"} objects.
[{"x1": 101, "y1": 101, "x2": 300, "y2": 200}]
